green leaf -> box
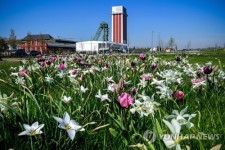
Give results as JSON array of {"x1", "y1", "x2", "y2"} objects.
[
  {"x1": 155, "y1": 119, "x2": 163, "y2": 136},
  {"x1": 109, "y1": 128, "x2": 118, "y2": 137}
]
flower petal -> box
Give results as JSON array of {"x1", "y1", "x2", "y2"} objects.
[
  {"x1": 186, "y1": 122, "x2": 194, "y2": 129},
  {"x1": 165, "y1": 115, "x2": 176, "y2": 119},
  {"x1": 36, "y1": 124, "x2": 45, "y2": 133},
  {"x1": 176, "y1": 144, "x2": 181, "y2": 150},
  {"x1": 182, "y1": 114, "x2": 190, "y2": 118},
  {"x1": 23, "y1": 124, "x2": 31, "y2": 131},
  {"x1": 31, "y1": 122, "x2": 39, "y2": 130},
  {"x1": 63, "y1": 112, "x2": 70, "y2": 125},
  {"x1": 70, "y1": 120, "x2": 80, "y2": 129},
  {"x1": 53, "y1": 116, "x2": 64, "y2": 124},
  {"x1": 18, "y1": 130, "x2": 29, "y2": 136},
  {"x1": 163, "y1": 119, "x2": 175, "y2": 134},
  {"x1": 67, "y1": 129, "x2": 76, "y2": 140},
  {"x1": 172, "y1": 110, "x2": 179, "y2": 116},
  {"x1": 171, "y1": 119, "x2": 181, "y2": 134},
  {"x1": 58, "y1": 123, "x2": 66, "y2": 129},
  {"x1": 163, "y1": 134, "x2": 176, "y2": 148},
  {"x1": 180, "y1": 106, "x2": 188, "y2": 115},
  {"x1": 38, "y1": 124, "x2": 45, "y2": 130}
]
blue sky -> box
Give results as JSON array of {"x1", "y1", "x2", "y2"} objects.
[{"x1": 0, "y1": 0, "x2": 225, "y2": 49}]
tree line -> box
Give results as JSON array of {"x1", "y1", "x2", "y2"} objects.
[{"x1": 0, "y1": 29, "x2": 17, "y2": 51}]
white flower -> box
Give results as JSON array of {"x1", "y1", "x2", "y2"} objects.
[
  {"x1": 157, "y1": 69, "x2": 181, "y2": 85},
  {"x1": 151, "y1": 78, "x2": 164, "y2": 86},
  {"x1": 130, "y1": 92, "x2": 160, "y2": 117},
  {"x1": 156, "y1": 84, "x2": 173, "y2": 99},
  {"x1": 80, "y1": 85, "x2": 88, "y2": 93},
  {"x1": 218, "y1": 70, "x2": 225, "y2": 80},
  {"x1": 15, "y1": 77, "x2": 25, "y2": 85},
  {"x1": 90, "y1": 66, "x2": 100, "y2": 73},
  {"x1": 107, "y1": 83, "x2": 118, "y2": 93},
  {"x1": 124, "y1": 80, "x2": 132, "y2": 85},
  {"x1": 95, "y1": 90, "x2": 111, "y2": 102},
  {"x1": 62, "y1": 96, "x2": 72, "y2": 103},
  {"x1": 18, "y1": 122, "x2": 44, "y2": 136},
  {"x1": 104, "y1": 76, "x2": 115, "y2": 83},
  {"x1": 137, "y1": 78, "x2": 147, "y2": 89},
  {"x1": 182, "y1": 66, "x2": 196, "y2": 77},
  {"x1": 0, "y1": 93, "x2": 8, "y2": 112},
  {"x1": 53, "y1": 112, "x2": 85, "y2": 140},
  {"x1": 57, "y1": 71, "x2": 65, "y2": 78},
  {"x1": 45, "y1": 74, "x2": 54, "y2": 83},
  {"x1": 165, "y1": 107, "x2": 196, "y2": 129},
  {"x1": 192, "y1": 80, "x2": 206, "y2": 89},
  {"x1": 10, "y1": 66, "x2": 17, "y2": 71},
  {"x1": 10, "y1": 72, "x2": 19, "y2": 77},
  {"x1": 27, "y1": 64, "x2": 40, "y2": 71},
  {"x1": 163, "y1": 119, "x2": 181, "y2": 150}
]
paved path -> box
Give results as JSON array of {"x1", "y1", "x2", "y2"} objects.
[{"x1": 0, "y1": 58, "x2": 28, "y2": 62}]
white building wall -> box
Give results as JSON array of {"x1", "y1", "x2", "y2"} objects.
[
  {"x1": 76, "y1": 41, "x2": 99, "y2": 52},
  {"x1": 76, "y1": 41, "x2": 128, "y2": 53}
]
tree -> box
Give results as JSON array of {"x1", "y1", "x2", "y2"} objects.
[
  {"x1": 8, "y1": 29, "x2": 17, "y2": 49},
  {"x1": 187, "y1": 41, "x2": 191, "y2": 50},
  {"x1": 39, "y1": 33, "x2": 45, "y2": 53},
  {"x1": 175, "y1": 44, "x2": 178, "y2": 51},
  {"x1": 168, "y1": 36, "x2": 175, "y2": 50},
  {"x1": 26, "y1": 32, "x2": 32, "y2": 51},
  {"x1": 0, "y1": 37, "x2": 9, "y2": 51},
  {"x1": 0, "y1": 37, "x2": 8, "y2": 61}
]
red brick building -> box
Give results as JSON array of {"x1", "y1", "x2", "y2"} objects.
[
  {"x1": 21, "y1": 34, "x2": 76, "y2": 53},
  {"x1": 21, "y1": 34, "x2": 53, "y2": 53}
]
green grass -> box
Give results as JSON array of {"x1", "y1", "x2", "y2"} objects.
[{"x1": 0, "y1": 61, "x2": 21, "y2": 94}]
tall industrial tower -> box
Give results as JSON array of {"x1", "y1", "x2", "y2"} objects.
[{"x1": 112, "y1": 6, "x2": 127, "y2": 44}]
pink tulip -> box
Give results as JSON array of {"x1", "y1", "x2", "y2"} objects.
[
  {"x1": 139, "y1": 53, "x2": 145, "y2": 60},
  {"x1": 172, "y1": 90, "x2": 184, "y2": 100},
  {"x1": 72, "y1": 69, "x2": 78, "y2": 75},
  {"x1": 141, "y1": 73, "x2": 152, "y2": 80},
  {"x1": 59, "y1": 63, "x2": 66, "y2": 70},
  {"x1": 39, "y1": 61, "x2": 46, "y2": 67},
  {"x1": 119, "y1": 93, "x2": 134, "y2": 108},
  {"x1": 18, "y1": 69, "x2": 27, "y2": 76},
  {"x1": 191, "y1": 77, "x2": 205, "y2": 84},
  {"x1": 51, "y1": 55, "x2": 57, "y2": 62}
]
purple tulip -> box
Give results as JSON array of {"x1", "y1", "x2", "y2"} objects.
[
  {"x1": 203, "y1": 66, "x2": 213, "y2": 74},
  {"x1": 131, "y1": 61, "x2": 136, "y2": 67},
  {"x1": 175, "y1": 56, "x2": 181, "y2": 62},
  {"x1": 151, "y1": 63, "x2": 157, "y2": 70}
]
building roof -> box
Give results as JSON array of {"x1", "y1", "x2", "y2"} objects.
[
  {"x1": 76, "y1": 41, "x2": 128, "y2": 46},
  {"x1": 47, "y1": 43, "x2": 76, "y2": 48},
  {"x1": 55, "y1": 39, "x2": 76, "y2": 44},
  {"x1": 22, "y1": 34, "x2": 54, "y2": 41}
]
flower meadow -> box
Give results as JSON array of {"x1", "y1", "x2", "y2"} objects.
[{"x1": 0, "y1": 53, "x2": 224, "y2": 149}]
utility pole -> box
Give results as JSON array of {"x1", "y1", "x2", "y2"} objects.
[{"x1": 151, "y1": 30, "x2": 154, "y2": 50}]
